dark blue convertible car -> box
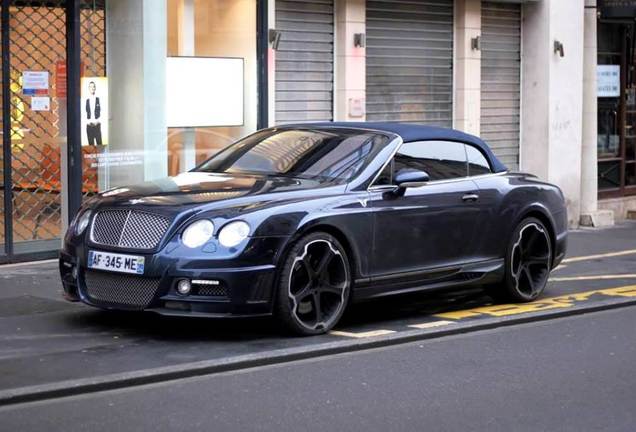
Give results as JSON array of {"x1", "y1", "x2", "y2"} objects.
[{"x1": 60, "y1": 123, "x2": 568, "y2": 335}]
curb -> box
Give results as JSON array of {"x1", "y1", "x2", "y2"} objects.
[{"x1": 1, "y1": 296, "x2": 636, "y2": 407}]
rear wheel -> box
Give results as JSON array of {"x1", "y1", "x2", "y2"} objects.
[
  {"x1": 491, "y1": 217, "x2": 552, "y2": 302},
  {"x1": 275, "y1": 232, "x2": 351, "y2": 336}
]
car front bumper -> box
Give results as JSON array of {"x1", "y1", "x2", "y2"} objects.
[{"x1": 60, "y1": 236, "x2": 288, "y2": 317}]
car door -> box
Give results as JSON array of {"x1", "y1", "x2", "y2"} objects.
[{"x1": 368, "y1": 140, "x2": 482, "y2": 279}]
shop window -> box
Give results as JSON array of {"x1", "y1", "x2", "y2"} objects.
[
  {"x1": 80, "y1": 0, "x2": 258, "y2": 196},
  {"x1": 597, "y1": 22, "x2": 636, "y2": 196}
]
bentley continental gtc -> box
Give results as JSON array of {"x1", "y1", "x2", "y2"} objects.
[{"x1": 60, "y1": 123, "x2": 568, "y2": 335}]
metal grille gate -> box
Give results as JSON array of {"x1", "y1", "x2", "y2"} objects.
[
  {"x1": 275, "y1": 0, "x2": 334, "y2": 124},
  {"x1": 480, "y1": 1, "x2": 521, "y2": 171},
  {"x1": 366, "y1": 0, "x2": 454, "y2": 126},
  {"x1": 0, "y1": 1, "x2": 104, "y2": 260},
  {"x1": 7, "y1": 1, "x2": 66, "y2": 252}
]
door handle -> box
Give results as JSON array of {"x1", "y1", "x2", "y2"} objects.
[{"x1": 462, "y1": 193, "x2": 479, "y2": 202}]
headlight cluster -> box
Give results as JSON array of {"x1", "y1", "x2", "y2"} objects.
[
  {"x1": 182, "y1": 220, "x2": 215, "y2": 248},
  {"x1": 218, "y1": 221, "x2": 250, "y2": 247},
  {"x1": 181, "y1": 219, "x2": 250, "y2": 249},
  {"x1": 75, "y1": 210, "x2": 93, "y2": 235}
]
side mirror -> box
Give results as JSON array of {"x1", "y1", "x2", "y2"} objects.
[{"x1": 395, "y1": 168, "x2": 430, "y2": 188}]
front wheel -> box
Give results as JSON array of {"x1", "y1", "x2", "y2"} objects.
[
  {"x1": 490, "y1": 217, "x2": 553, "y2": 302},
  {"x1": 275, "y1": 232, "x2": 351, "y2": 336}
]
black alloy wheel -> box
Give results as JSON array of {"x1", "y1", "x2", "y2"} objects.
[
  {"x1": 494, "y1": 217, "x2": 553, "y2": 302},
  {"x1": 276, "y1": 232, "x2": 351, "y2": 335}
]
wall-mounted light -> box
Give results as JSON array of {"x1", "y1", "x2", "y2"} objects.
[
  {"x1": 554, "y1": 40, "x2": 564, "y2": 57},
  {"x1": 269, "y1": 29, "x2": 282, "y2": 50},
  {"x1": 471, "y1": 35, "x2": 481, "y2": 51},
  {"x1": 354, "y1": 33, "x2": 366, "y2": 48}
]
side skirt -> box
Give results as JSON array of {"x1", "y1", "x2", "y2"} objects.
[{"x1": 352, "y1": 258, "x2": 505, "y2": 302}]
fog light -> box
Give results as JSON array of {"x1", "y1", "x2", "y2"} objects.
[
  {"x1": 176, "y1": 279, "x2": 191, "y2": 295},
  {"x1": 71, "y1": 266, "x2": 78, "y2": 280}
]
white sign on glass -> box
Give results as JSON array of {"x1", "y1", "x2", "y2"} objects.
[
  {"x1": 597, "y1": 65, "x2": 620, "y2": 98},
  {"x1": 31, "y1": 96, "x2": 50, "y2": 111},
  {"x1": 22, "y1": 71, "x2": 49, "y2": 95},
  {"x1": 166, "y1": 57, "x2": 244, "y2": 128}
]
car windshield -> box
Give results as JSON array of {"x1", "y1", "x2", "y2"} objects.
[{"x1": 195, "y1": 128, "x2": 391, "y2": 181}]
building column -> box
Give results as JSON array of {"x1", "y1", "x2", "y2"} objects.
[
  {"x1": 580, "y1": 0, "x2": 614, "y2": 226},
  {"x1": 334, "y1": 0, "x2": 366, "y2": 121},
  {"x1": 520, "y1": 0, "x2": 585, "y2": 227},
  {"x1": 106, "y1": 0, "x2": 167, "y2": 187},
  {"x1": 454, "y1": 0, "x2": 481, "y2": 135},
  {"x1": 176, "y1": 0, "x2": 196, "y2": 171}
]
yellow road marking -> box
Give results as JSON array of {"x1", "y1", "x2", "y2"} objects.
[
  {"x1": 408, "y1": 320, "x2": 455, "y2": 329},
  {"x1": 550, "y1": 274, "x2": 636, "y2": 282},
  {"x1": 329, "y1": 329, "x2": 396, "y2": 338},
  {"x1": 435, "y1": 285, "x2": 636, "y2": 320},
  {"x1": 562, "y1": 249, "x2": 636, "y2": 264}
]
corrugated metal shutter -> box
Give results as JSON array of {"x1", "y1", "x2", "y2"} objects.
[
  {"x1": 481, "y1": 2, "x2": 521, "y2": 171},
  {"x1": 366, "y1": 0, "x2": 454, "y2": 126},
  {"x1": 275, "y1": 0, "x2": 334, "y2": 124}
]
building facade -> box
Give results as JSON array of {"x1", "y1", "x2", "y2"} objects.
[{"x1": 0, "y1": 0, "x2": 632, "y2": 262}]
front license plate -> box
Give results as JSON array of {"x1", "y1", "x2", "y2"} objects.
[{"x1": 88, "y1": 250, "x2": 145, "y2": 275}]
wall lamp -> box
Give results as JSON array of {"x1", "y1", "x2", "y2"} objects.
[
  {"x1": 354, "y1": 33, "x2": 366, "y2": 48},
  {"x1": 471, "y1": 35, "x2": 481, "y2": 51},
  {"x1": 554, "y1": 40, "x2": 564, "y2": 57},
  {"x1": 269, "y1": 29, "x2": 282, "y2": 50}
]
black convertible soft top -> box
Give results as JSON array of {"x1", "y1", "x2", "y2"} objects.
[{"x1": 284, "y1": 122, "x2": 508, "y2": 173}]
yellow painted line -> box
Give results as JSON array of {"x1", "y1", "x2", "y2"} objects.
[
  {"x1": 435, "y1": 285, "x2": 636, "y2": 320},
  {"x1": 329, "y1": 329, "x2": 396, "y2": 338},
  {"x1": 562, "y1": 249, "x2": 636, "y2": 264},
  {"x1": 408, "y1": 320, "x2": 455, "y2": 330},
  {"x1": 550, "y1": 274, "x2": 636, "y2": 282}
]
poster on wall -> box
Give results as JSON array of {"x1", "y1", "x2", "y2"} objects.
[
  {"x1": 81, "y1": 77, "x2": 109, "y2": 146},
  {"x1": 597, "y1": 65, "x2": 620, "y2": 98},
  {"x1": 166, "y1": 57, "x2": 244, "y2": 128}
]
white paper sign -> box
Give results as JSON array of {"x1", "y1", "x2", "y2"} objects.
[
  {"x1": 31, "y1": 96, "x2": 50, "y2": 111},
  {"x1": 166, "y1": 57, "x2": 244, "y2": 128},
  {"x1": 597, "y1": 65, "x2": 620, "y2": 98},
  {"x1": 22, "y1": 71, "x2": 49, "y2": 95}
]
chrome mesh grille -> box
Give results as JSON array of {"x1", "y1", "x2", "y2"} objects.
[
  {"x1": 91, "y1": 210, "x2": 170, "y2": 250},
  {"x1": 84, "y1": 270, "x2": 162, "y2": 310}
]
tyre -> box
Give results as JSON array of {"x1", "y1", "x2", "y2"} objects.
[
  {"x1": 275, "y1": 232, "x2": 351, "y2": 336},
  {"x1": 490, "y1": 217, "x2": 552, "y2": 302}
]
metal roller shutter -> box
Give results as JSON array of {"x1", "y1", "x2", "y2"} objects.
[
  {"x1": 481, "y1": 2, "x2": 521, "y2": 171},
  {"x1": 366, "y1": 0, "x2": 454, "y2": 126},
  {"x1": 275, "y1": 0, "x2": 334, "y2": 124}
]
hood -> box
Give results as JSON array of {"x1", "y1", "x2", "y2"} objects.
[{"x1": 92, "y1": 172, "x2": 336, "y2": 207}]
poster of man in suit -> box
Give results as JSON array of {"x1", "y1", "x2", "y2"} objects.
[{"x1": 81, "y1": 77, "x2": 108, "y2": 146}]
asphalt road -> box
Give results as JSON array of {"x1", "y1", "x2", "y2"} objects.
[
  {"x1": 2, "y1": 305, "x2": 635, "y2": 431},
  {"x1": 0, "y1": 222, "x2": 635, "y2": 402}
]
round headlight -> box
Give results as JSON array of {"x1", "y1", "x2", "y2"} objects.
[
  {"x1": 75, "y1": 210, "x2": 93, "y2": 235},
  {"x1": 182, "y1": 219, "x2": 214, "y2": 248},
  {"x1": 218, "y1": 221, "x2": 250, "y2": 248}
]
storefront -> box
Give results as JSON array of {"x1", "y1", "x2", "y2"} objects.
[
  {"x1": 597, "y1": 1, "x2": 636, "y2": 198},
  {"x1": 0, "y1": 0, "x2": 269, "y2": 262},
  {"x1": 365, "y1": 0, "x2": 454, "y2": 127},
  {"x1": 1, "y1": 0, "x2": 593, "y2": 263}
]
